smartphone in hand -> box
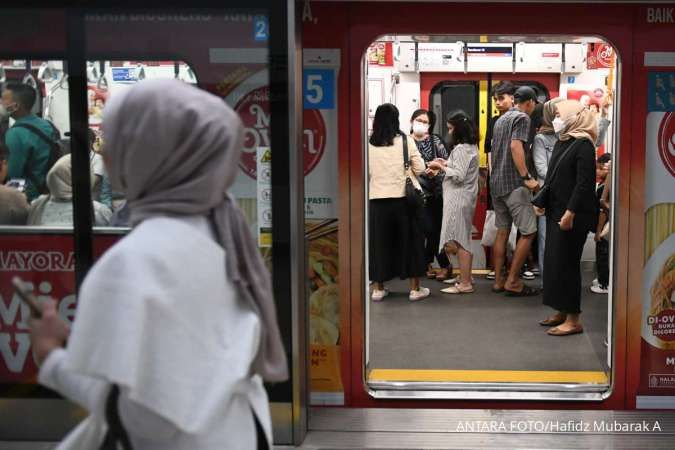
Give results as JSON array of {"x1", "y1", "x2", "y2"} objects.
[{"x1": 11, "y1": 277, "x2": 42, "y2": 319}]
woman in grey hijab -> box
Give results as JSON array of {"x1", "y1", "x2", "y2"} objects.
[{"x1": 28, "y1": 79, "x2": 288, "y2": 449}]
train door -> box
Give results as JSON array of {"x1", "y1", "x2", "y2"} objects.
[
  {"x1": 362, "y1": 34, "x2": 618, "y2": 400},
  {"x1": 0, "y1": 5, "x2": 305, "y2": 445}
]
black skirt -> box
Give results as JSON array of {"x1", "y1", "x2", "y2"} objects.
[
  {"x1": 369, "y1": 197, "x2": 426, "y2": 282},
  {"x1": 542, "y1": 212, "x2": 589, "y2": 314}
]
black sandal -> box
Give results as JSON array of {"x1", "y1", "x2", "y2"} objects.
[{"x1": 505, "y1": 285, "x2": 540, "y2": 297}]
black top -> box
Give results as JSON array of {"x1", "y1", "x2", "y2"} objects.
[{"x1": 545, "y1": 137, "x2": 599, "y2": 231}]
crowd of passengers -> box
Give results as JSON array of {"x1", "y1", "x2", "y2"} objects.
[
  {"x1": 0, "y1": 82, "x2": 129, "y2": 227},
  {"x1": 368, "y1": 81, "x2": 612, "y2": 337}
]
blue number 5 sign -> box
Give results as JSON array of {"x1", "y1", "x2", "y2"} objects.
[{"x1": 303, "y1": 69, "x2": 335, "y2": 110}]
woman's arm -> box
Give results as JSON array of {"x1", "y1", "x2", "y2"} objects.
[
  {"x1": 567, "y1": 140, "x2": 597, "y2": 213},
  {"x1": 434, "y1": 135, "x2": 449, "y2": 159},
  {"x1": 532, "y1": 135, "x2": 549, "y2": 181},
  {"x1": 39, "y1": 349, "x2": 109, "y2": 417}
]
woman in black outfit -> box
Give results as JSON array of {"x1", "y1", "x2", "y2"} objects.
[
  {"x1": 409, "y1": 109, "x2": 452, "y2": 281},
  {"x1": 533, "y1": 100, "x2": 598, "y2": 336}
]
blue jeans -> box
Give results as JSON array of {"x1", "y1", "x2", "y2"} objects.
[{"x1": 538, "y1": 215, "x2": 546, "y2": 287}]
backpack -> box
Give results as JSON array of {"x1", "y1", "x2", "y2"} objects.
[{"x1": 13, "y1": 121, "x2": 70, "y2": 195}]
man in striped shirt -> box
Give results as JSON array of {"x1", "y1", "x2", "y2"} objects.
[{"x1": 489, "y1": 86, "x2": 540, "y2": 296}]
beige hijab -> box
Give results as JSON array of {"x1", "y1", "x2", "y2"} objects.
[
  {"x1": 556, "y1": 99, "x2": 598, "y2": 143},
  {"x1": 539, "y1": 97, "x2": 564, "y2": 135}
]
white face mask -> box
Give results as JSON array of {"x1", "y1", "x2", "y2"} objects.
[
  {"x1": 552, "y1": 117, "x2": 566, "y2": 134},
  {"x1": 412, "y1": 120, "x2": 429, "y2": 136}
]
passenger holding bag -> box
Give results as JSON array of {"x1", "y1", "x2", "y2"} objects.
[{"x1": 368, "y1": 104, "x2": 430, "y2": 302}]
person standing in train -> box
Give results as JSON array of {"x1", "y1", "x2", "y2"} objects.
[
  {"x1": 28, "y1": 79, "x2": 288, "y2": 449},
  {"x1": 426, "y1": 111, "x2": 480, "y2": 294},
  {"x1": 409, "y1": 109, "x2": 452, "y2": 282},
  {"x1": 534, "y1": 100, "x2": 598, "y2": 336},
  {"x1": 532, "y1": 98, "x2": 563, "y2": 287},
  {"x1": 484, "y1": 81, "x2": 516, "y2": 281},
  {"x1": 489, "y1": 86, "x2": 540, "y2": 296},
  {"x1": 369, "y1": 103, "x2": 430, "y2": 302}
]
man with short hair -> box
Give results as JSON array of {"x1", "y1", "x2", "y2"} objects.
[
  {"x1": 1, "y1": 82, "x2": 57, "y2": 201},
  {"x1": 490, "y1": 85, "x2": 540, "y2": 296}
]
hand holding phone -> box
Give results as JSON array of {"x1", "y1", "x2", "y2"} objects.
[{"x1": 12, "y1": 276, "x2": 42, "y2": 318}]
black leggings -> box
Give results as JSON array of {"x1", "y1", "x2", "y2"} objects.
[{"x1": 422, "y1": 196, "x2": 450, "y2": 268}]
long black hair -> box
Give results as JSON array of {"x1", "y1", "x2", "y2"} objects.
[
  {"x1": 446, "y1": 110, "x2": 478, "y2": 145},
  {"x1": 370, "y1": 103, "x2": 400, "y2": 146}
]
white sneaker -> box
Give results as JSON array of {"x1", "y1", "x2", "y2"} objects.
[
  {"x1": 592, "y1": 278, "x2": 599, "y2": 287},
  {"x1": 409, "y1": 287, "x2": 430, "y2": 302},
  {"x1": 590, "y1": 285, "x2": 608, "y2": 294},
  {"x1": 486, "y1": 271, "x2": 496, "y2": 280},
  {"x1": 372, "y1": 289, "x2": 388, "y2": 301}
]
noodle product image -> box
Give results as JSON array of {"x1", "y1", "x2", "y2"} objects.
[
  {"x1": 645, "y1": 203, "x2": 675, "y2": 262},
  {"x1": 649, "y1": 254, "x2": 675, "y2": 317}
]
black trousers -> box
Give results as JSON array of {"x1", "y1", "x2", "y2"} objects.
[
  {"x1": 596, "y1": 238, "x2": 610, "y2": 288},
  {"x1": 369, "y1": 198, "x2": 426, "y2": 282},
  {"x1": 543, "y1": 215, "x2": 588, "y2": 314},
  {"x1": 422, "y1": 196, "x2": 450, "y2": 269}
]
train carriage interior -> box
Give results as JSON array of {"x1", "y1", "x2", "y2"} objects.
[{"x1": 363, "y1": 34, "x2": 618, "y2": 399}]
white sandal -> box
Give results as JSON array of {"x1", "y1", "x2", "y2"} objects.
[{"x1": 441, "y1": 285, "x2": 474, "y2": 294}]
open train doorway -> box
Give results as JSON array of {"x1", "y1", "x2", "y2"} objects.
[{"x1": 364, "y1": 35, "x2": 619, "y2": 400}]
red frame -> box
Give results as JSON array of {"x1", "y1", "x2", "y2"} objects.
[{"x1": 303, "y1": 1, "x2": 674, "y2": 410}]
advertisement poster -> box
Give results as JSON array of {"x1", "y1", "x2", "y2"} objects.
[
  {"x1": 637, "y1": 72, "x2": 675, "y2": 409},
  {"x1": 587, "y1": 43, "x2": 616, "y2": 70},
  {"x1": 367, "y1": 42, "x2": 393, "y2": 67},
  {"x1": 303, "y1": 49, "x2": 343, "y2": 405}
]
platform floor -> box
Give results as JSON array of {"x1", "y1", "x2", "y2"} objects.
[{"x1": 369, "y1": 269, "x2": 608, "y2": 378}]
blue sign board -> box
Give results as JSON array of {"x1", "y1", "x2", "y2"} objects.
[
  {"x1": 303, "y1": 69, "x2": 335, "y2": 110},
  {"x1": 111, "y1": 67, "x2": 138, "y2": 83},
  {"x1": 254, "y1": 15, "x2": 269, "y2": 42}
]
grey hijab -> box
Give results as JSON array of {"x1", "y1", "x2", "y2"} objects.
[{"x1": 102, "y1": 79, "x2": 288, "y2": 382}]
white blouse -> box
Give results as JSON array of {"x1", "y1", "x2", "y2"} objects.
[{"x1": 39, "y1": 215, "x2": 271, "y2": 450}]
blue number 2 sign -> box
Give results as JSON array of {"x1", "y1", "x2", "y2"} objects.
[
  {"x1": 303, "y1": 69, "x2": 335, "y2": 110},
  {"x1": 254, "y1": 15, "x2": 268, "y2": 42}
]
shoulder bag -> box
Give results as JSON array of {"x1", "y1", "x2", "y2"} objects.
[
  {"x1": 532, "y1": 140, "x2": 579, "y2": 209},
  {"x1": 401, "y1": 132, "x2": 425, "y2": 211}
]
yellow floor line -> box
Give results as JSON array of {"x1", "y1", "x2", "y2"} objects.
[{"x1": 368, "y1": 369, "x2": 609, "y2": 384}]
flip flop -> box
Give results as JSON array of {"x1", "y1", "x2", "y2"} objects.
[
  {"x1": 504, "y1": 285, "x2": 540, "y2": 297},
  {"x1": 547, "y1": 325, "x2": 584, "y2": 336},
  {"x1": 539, "y1": 316, "x2": 566, "y2": 327}
]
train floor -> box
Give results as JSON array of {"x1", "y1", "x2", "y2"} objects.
[{"x1": 368, "y1": 268, "x2": 609, "y2": 377}]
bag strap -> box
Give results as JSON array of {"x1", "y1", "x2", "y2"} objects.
[
  {"x1": 13, "y1": 123, "x2": 58, "y2": 149},
  {"x1": 100, "y1": 384, "x2": 133, "y2": 450},
  {"x1": 400, "y1": 132, "x2": 410, "y2": 170},
  {"x1": 545, "y1": 140, "x2": 580, "y2": 186}
]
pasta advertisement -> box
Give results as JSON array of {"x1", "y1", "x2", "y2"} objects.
[{"x1": 638, "y1": 72, "x2": 675, "y2": 408}]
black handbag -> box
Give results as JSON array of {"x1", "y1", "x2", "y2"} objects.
[
  {"x1": 532, "y1": 140, "x2": 579, "y2": 209},
  {"x1": 401, "y1": 132, "x2": 425, "y2": 211}
]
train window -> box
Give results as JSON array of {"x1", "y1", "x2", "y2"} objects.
[
  {"x1": 81, "y1": 60, "x2": 198, "y2": 230},
  {"x1": 0, "y1": 60, "x2": 74, "y2": 229},
  {"x1": 364, "y1": 35, "x2": 618, "y2": 399}
]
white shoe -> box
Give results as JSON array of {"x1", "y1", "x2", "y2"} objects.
[
  {"x1": 372, "y1": 289, "x2": 389, "y2": 301},
  {"x1": 486, "y1": 271, "x2": 496, "y2": 280},
  {"x1": 444, "y1": 275, "x2": 460, "y2": 284},
  {"x1": 409, "y1": 287, "x2": 430, "y2": 301},
  {"x1": 590, "y1": 285, "x2": 608, "y2": 294},
  {"x1": 592, "y1": 278, "x2": 599, "y2": 287}
]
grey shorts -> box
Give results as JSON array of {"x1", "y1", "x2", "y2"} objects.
[{"x1": 492, "y1": 186, "x2": 537, "y2": 235}]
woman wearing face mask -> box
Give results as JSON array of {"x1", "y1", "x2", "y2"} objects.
[
  {"x1": 532, "y1": 98, "x2": 563, "y2": 287},
  {"x1": 533, "y1": 100, "x2": 599, "y2": 336},
  {"x1": 409, "y1": 109, "x2": 452, "y2": 281},
  {"x1": 426, "y1": 111, "x2": 480, "y2": 294}
]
